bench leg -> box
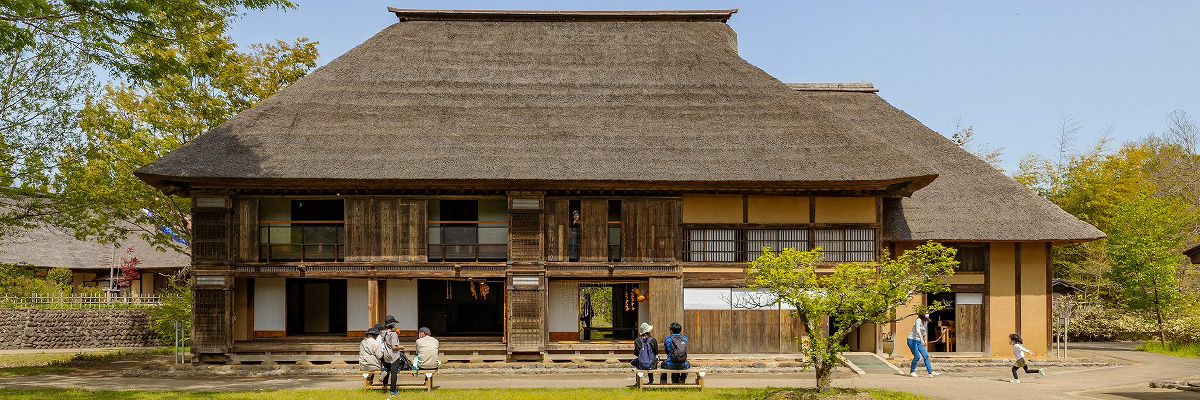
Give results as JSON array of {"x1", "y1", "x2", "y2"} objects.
[
  {"x1": 636, "y1": 373, "x2": 642, "y2": 391},
  {"x1": 363, "y1": 373, "x2": 373, "y2": 388}
]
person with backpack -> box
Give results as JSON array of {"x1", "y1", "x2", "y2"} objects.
[
  {"x1": 629, "y1": 322, "x2": 659, "y2": 384},
  {"x1": 379, "y1": 315, "x2": 414, "y2": 396},
  {"x1": 659, "y1": 322, "x2": 690, "y2": 384}
]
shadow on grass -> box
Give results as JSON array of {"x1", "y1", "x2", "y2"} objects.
[{"x1": 0, "y1": 348, "x2": 174, "y2": 377}]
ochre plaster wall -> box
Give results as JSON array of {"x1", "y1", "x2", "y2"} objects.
[
  {"x1": 1020, "y1": 243, "x2": 1050, "y2": 354},
  {"x1": 747, "y1": 196, "x2": 808, "y2": 223},
  {"x1": 682, "y1": 194, "x2": 742, "y2": 223},
  {"x1": 814, "y1": 197, "x2": 876, "y2": 223},
  {"x1": 988, "y1": 242, "x2": 1017, "y2": 356}
]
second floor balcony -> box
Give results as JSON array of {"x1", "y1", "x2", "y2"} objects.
[{"x1": 427, "y1": 221, "x2": 508, "y2": 262}]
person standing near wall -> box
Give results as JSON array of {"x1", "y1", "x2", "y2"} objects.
[
  {"x1": 380, "y1": 315, "x2": 409, "y2": 395},
  {"x1": 908, "y1": 314, "x2": 941, "y2": 377}
]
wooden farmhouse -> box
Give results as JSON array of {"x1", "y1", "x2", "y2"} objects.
[{"x1": 135, "y1": 9, "x2": 1103, "y2": 363}]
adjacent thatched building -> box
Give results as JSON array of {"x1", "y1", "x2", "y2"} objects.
[{"x1": 137, "y1": 8, "x2": 1101, "y2": 363}]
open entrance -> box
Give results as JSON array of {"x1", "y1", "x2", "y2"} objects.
[
  {"x1": 578, "y1": 283, "x2": 642, "y2": 341},
  {"x1": 926, "y1": 292, "x2": 984, "y2": 352},
  {"x1": 417, "y1": 279, "x2": 504, "y2": 338},
  {"x1": 285, "y1": 278, "x2": 347, "y2": 336}
]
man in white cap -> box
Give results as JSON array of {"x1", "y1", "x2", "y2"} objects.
[{"x1": 631, "y1": 322, "x2": 659, "y2": 384}]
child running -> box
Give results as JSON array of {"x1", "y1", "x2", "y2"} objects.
[{"x1": 1009, "y1": 333, "x2": 1046, "y2": 383}]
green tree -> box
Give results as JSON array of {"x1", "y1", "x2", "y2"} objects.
[
  {"x1": 1106, "y1": 194, "x2": 1193, "y2": 347},
  {"x1": 745, "y1": 243, "x2": 958, "y2": 392},
  {"x1": 55, "y1": 39, "x2": 318, "y2": 254}
]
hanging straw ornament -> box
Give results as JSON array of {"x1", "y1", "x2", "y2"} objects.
[{"x1": 480, "y1": 282, "x2": 490, "y2": 299}]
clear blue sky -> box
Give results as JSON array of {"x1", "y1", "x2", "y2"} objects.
[{"x1": 228, "y1": 1, "x2": 1200, "y2": 172}]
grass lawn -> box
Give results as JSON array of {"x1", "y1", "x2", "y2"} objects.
[
  {"x1": 0, "y1": 388, "x2": 926, "y2": 400},
  {"x1": 0, "y1": 348, "x2": 174, "y2": 376},
  {"x1": 1136, "y1": 341, "x2": 1200, "y2": 358}
]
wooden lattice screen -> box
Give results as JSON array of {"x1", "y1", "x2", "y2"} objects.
[
  {"x1": 192, "y1": 288, "x2": 231, "y2": 353},
  {"x1": 346, "y1": 198, "x2": 426, "y2": 262},
  {"x1": 506, "y1": 275, "x2": 546, "y2": 353},
  {"x1": 508, "y1": 193, "x2": 543, "y2": 263},
  {"x1": 192, "y1": 208, "x2": 230, "y2": 266}
]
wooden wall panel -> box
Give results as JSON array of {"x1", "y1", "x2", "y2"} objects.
[
  {"x1": 233, "y1": 199, "x2": 258, "y2": 263},
  {"x1": 684, "y1": 309, "x2": 803, "y2": 353},
  {"x1": 580, "y1": 200, "x2": 608, "y2": 262},
  {"x1": 622, "y1": 199, "x2": 680, "y2": 262},
  {"x1": 648, "y1": 277, "x2": 682, "y2": 343},
  {"x1": 544, "y1": 200, "x2": 568, "y2": 261},
  {"x1": 346, "y1": 198, "x2": 427, "y2": 262}
]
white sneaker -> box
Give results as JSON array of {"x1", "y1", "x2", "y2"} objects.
[
  {"x1": 1010, "y1": 379, "x2": 1021, "y2": 383},
  {"x1": 909, "y1": 372, "x2": 918, "y2": 377},
  {"x1": 928, "y1": 372, "x2": 941, "y2": 377}
]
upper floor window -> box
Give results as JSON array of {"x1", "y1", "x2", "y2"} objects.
[
  {"x1": 683, "y1": 227, "x2": 876, "y2": 263},
  {"x1": 259, "y1": 199, "x2": 345, "y2": 262},
  {"x1": 949, "y1": 243, "x2": 987, "y2": 273},
  {"x1": 428, "y1": 199, "x2": 508, "y2": 262}
]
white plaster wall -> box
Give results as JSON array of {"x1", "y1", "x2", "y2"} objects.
[
  {"x1": 547, "y1": 281, "x2": 579, "y2": 332},
  {"x1": 478, "y1": 200, "x2": 508, "y2": 245},
  {"x1": 347, "y1": 279, "x2": 369, "y2": 331},
  {"x1": 254, "y1": 278, "x2": 286, "y2": 331},
  {"x1": 387, "y1": 279, "x2": 419, "y2": 330}
]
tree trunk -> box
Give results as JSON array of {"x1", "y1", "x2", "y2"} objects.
[
  {"x1": 1152, "y1": 283, "x2": 1167, "y2": 348},
  {"x1": 815, "y1": 357, "x2": 834, "y2": 392}
]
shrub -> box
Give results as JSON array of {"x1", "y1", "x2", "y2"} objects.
[
  {"x1": 148, "y1": 283, "x2": 191, "y2": 345},
  {"x1": 1061, "y1": 305, "x2": 1155, "y2": 342}
]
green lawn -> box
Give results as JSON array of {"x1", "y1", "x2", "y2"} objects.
[
  {"x1": 1136, "y1": 341, "x2": 1200, "y2": 358},
  {"x1": 0, "y1": 348, "x2": 174, "y2": 376},
  {"x1": 0, "y1": 388, "x2": 925, "y2": 400}
]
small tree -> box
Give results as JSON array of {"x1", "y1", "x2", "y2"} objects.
[
  {"x1": 115, "y1": 247, "x2": 142, "y2": 289},
  {"x1": 746, "y1": 242, "x2": 958, "y2": 392},
  {"x1": 1106, "y1": 194, "x2": 1193, "y2": 347}
]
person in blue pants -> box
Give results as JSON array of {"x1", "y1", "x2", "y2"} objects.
[{"x1": 907, "y1": 314, "x2": 940, "y2": 377}]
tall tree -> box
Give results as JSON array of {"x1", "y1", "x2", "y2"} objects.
[
  {"x1": 745, "y1": 243, "x2": 958, "y2": 392},
  {"x1": 56, "y1": 39, "x2": 318, "y2": 255},
  {"x1": 1105, "y1": 194, "x2": 1193, "y2": 346}
]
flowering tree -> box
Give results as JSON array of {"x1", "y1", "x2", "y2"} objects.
[
  {"x1": 746, "y1": 242, "x2": 958, "y2": 392},
  {"x1": 115, "y1": 247, "x2": 142, "y2": 288}
]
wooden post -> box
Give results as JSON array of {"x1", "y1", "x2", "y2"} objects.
[{"x1": 367, "y1": 278, "x2": 380, "y2": 326}]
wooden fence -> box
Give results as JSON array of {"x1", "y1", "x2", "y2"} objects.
[{"x1": 0, "y1": 293, "x2": 162, "y2": 309}]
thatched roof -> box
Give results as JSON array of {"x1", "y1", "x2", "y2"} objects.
[
  {"x1": 136, "y1": 10, "x2": 936, "y2": 194},
  {"x1": 790, "y1": 83, "x2": 1104, "y2": 243},
  {"x1": 0, "y1": 225, "x2": 188, "y2": 270}
]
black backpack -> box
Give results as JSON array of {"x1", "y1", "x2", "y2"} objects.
[{"x1": 668, "y1": 336, "x2": 688, "y2": 363}]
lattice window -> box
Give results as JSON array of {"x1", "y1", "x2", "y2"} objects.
[
  {"x1": 192, "y1": 289, "x2": 228, "y2": 352},
  {"x1": 746, "y1": 229, "x2": 809, "y2": 260},
  {"x1": 508, "y1": 212, "x2": 540, "y2": 262},
  {"x1": 507, "y1": 288, "x2": 544, "y2": 349},
  {"x1": 684, "y1": 229, "x2": 737, "y2": 262},
  {"x1": 814, "y1": 228, "x2": 876, "y2": 262},
  {"x1": 193, "y1": 209, "x2": 228, "y2": 264}
]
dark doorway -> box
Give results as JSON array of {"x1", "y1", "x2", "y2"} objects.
[
  {"x1": 926, "y1": 293, "x2": 956, "y2": 352},
  {"x1": 417, "y1": 280, "x2": 503, "y2": 337},
  {"x1": 579, "y1": 283, "x2": 639, "y2": 340},
  {"x1": 286, "y1": 279, "x2": 347, "y2": 335}
]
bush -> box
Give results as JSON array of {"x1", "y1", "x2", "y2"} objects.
[
  {"x1": 1061, "y1": 305, "x2": 1155, "y2": 342},
  {"x1": 1164, "y1": 316, "x2": 1200, "y2": 344},
  {"x1": 148, "y1": 283, "x2": 191, "y2": 345}
]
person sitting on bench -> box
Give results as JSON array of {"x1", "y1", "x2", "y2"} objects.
[
  {"x1": 659, "y1": 322, "x2": 690, "y2": 384},
  {"x1": 630, "y1": 322, "x2": 659, "y2": 384},
  {"x1": 358, "y1": 328, "x2": 384, "y2": 384},
  {"x1": 415, "y1": 327, "x2": 441, "y2": 372}
]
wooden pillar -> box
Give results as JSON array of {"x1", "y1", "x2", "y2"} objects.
[
  {"x1": 367, "y1": 278, "x2": 380, "y2": 326},
  {"x1": 649, "y1": 277, "x2": 683, "y2": 337}
]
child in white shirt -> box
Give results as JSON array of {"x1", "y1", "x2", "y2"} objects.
[{"x1": 1009, "y1": 333, "x2": 1046, "y2": 383}]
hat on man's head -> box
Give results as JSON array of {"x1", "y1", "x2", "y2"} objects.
[
  {"x1": 639, "y1": 322, "x2": 653, "y2": 335},
  {"x1": 384, "y1": 315, "x2": 398, "y2": 325},
  {"x1": 366, "y1": 328, "x2": 379, "y2": 336},
  {"x1": 373, "y1": 322, "x2": 386, "y2": 332},
  {"x1": 418, "y1": 327, "x2": 431, "y2": 335}
]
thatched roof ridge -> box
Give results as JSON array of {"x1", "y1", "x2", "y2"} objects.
[
  {"x1": 387, "y1": 8, "x2": 739, "y2": 22},
  {"x1": 0, "y1": 225, "x2": 188, "y2": 270},
  {"x1": 137, "y1": 14, "x2": 937, "y2": 193},
  {"x1": 791, "y1": 87, "x2": 1104, "y2": 243}
]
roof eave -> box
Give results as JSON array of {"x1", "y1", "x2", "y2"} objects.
[{"x1": 387, "y1": 8, "x2": 739, "y2": 22}]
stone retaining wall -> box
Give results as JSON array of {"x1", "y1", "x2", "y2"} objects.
[{"x1": 0, "y1": 308, "x2": 159, "y2": 349}]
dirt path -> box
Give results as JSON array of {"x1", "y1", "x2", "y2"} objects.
[{"x1": 0, "y1": 343, "x2": 1196, "y2": 399}]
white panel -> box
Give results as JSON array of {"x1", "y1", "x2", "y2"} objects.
[
  {"x1": 387, "y1": 279, "x2": 419, "y2": 330},
  {"x1": 956, "y1": 292, "x2": 984, "y2": 305},
  {"x1": 683, "y1": 288, "x2": 732, "y2": 310},
  {"x1": 547, "y1": 281, "x2": 579, "y2": 332},
  {"x1": 347, "y1": 279, "x2": 369, "y2": 331},
  {"x1": 478, "y1": 200, "x2": 508, "y2": 245},
  {"x1": 254, "y1": 278, "x2": 286, "y2": 331}
]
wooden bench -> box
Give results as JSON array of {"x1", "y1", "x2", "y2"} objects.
[
  {"x1": 632, "y1": 368, "x2": 706, "y2": 390},
  {"x1": 361, "y1": 369, "x2": 438, "y2": 392}
]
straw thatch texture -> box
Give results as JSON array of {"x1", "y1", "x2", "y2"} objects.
[
  {"x1": 136, "y1": 19, "x2": 935, "y2": 190},
  {"x1": 792, "y1": 86, "x2": 1104, "y2": 242},
  {"x1": 0, "y1": 225, "x2": 188, "y2": 270}
]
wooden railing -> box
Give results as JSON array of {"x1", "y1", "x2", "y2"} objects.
[
  {"x1": 259, "y1": 221, "x2": 345, "y2": 262},
  {"x1": 427, "y1": 221, "x2": 508, "y2": 262}
]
